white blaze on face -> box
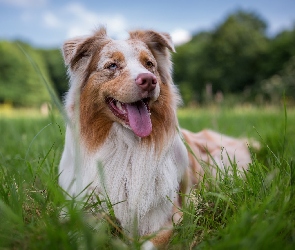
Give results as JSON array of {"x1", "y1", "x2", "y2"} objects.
[{"x1": 116, "y1": 40, "x2": 152, "y2": 79}]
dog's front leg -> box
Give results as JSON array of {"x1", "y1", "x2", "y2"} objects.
[
  {"x1": 141, "y1": 195, "x2": 184, "y2": 249},
  {"x1": 141, "y1": 225, "x2": 173, "y2": 250}
]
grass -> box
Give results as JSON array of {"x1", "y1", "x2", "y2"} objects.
[{"x1": 0, "y1": 106, "x2": 295, "y2": 249}]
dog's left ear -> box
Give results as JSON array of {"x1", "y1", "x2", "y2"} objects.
[
  {"x1": 62, "y1": 27, "x2": 109, "y2": 70},
  {"x1": 129, "y1": 30, "x2": 175, "y2": 53},
  {"x1": 129, "y1": 30, "x2": 175, "y2": 85}
]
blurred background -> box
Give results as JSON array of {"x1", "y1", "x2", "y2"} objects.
[{"x1": 0, "y1": 0, "x2": 294, "y2": 108}]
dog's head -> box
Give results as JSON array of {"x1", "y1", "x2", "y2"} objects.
[{"x1": 62, "y1": 27, "x2": 180, "y2": 150}]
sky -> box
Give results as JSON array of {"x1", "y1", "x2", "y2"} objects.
[{"x1": 0, "y1": 0, "x2": 294, "y2": 48}]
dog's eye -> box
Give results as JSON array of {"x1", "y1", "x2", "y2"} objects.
[
  {"x1": 146, "y1": 61, "x2": 154, "y2": 67},
  {"x1": 107, "y1": 63, "x2": 118, "y2": 70}
]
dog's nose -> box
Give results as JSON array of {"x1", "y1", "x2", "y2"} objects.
[{"x1": 135, "y1": 73, "x2": 157, "y2": 92}]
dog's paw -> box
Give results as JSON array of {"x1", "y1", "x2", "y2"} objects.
[{"x1": 141, "y1": 241, "x2": 157, "y2": 250}]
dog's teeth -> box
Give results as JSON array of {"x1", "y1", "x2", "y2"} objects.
[{"x1": 117, "y1": 101, "x2": 123, "y2": 111}]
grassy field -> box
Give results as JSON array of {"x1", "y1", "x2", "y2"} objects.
[{"x1": 0, "y1": 106, "x2": 294, "y2": 249}]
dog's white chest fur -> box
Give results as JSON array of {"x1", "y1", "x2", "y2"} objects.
[{"x1": 59, "y1": 123, "x2": 188, "y2": 235}]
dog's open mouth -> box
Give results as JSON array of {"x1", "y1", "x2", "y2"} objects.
[{"x1": 106, "y1": 97, "x2": 152, "y2": 137}]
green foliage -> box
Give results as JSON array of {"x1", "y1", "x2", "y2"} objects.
[
  {"x1": 173, "y1": 107, "x2": 295, "y2": 249},
  {"x1": 173, "y1": 10, "x2": 295, "y2": 105},
  {"x1": 173, "y1": 32, "x2": 211, "y2": 104},
  {"x1": 0, "y1": 41, "x2": 51, "y2": 107},
  {"x1": 203, "y1": 11, "x2": 268, "y2": 93},
  {"x1": 258, "y1": 56, "x2": 295, "y2": 105},
  {"x1": 38, "y1": 49, "x2": 68, "y2": 99},
  {"x1": 0, "y1": 9, "x2": 295, "y2": 107},
  {"x1": 259, "y1": 29, "x2": 295, "y2": 78},
  {"x1": 0, "y1": 107, "x2": 295, "y2": 249}
]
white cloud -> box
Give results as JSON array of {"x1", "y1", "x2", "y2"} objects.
[
  {"x1": 0, "y1": 0, "x2": 47, "y2": 7},
  {"x1": 35, "y1": 3, "x2": 129, "y2": 42},
  {"x1": 63, "y1": 3, "x2": 128, "y2": 39},
  {"x1": 171, "y1": 28, "x2": 192, "y2": 46},
  {"x1": 65, "y1": 3, "x2": 100, "y2": 27},
  {"x1": 268, "y1": 18, "x2": 295, "y2": 36},
  {"x1": 66, "y1": 26, "x2": 88, "y2": 39},
  {"x1": 43, "y1": 12, "x2": 60, "y2": 28}
]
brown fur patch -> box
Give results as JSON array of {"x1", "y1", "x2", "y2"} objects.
[
  {"x1": 150, "y1": 228, "x2": 173, "y2": 247},
  {"x1": 109, "y1": 51, "x2": 125, "y2": 65},
  {"x1": 142, "y1": 82, "x2": 177, "y2": 153},
  {"x1": 139, "y1": 50, "x2": 156, "y2": 73},
  {"x1": 101, "y1": 70, "x2": 132, "y2": 102},
  {"x1": 80, "y1": 75, "x2": 113, "y2": 151},
  {"x1": 80, "y1": 70, "x2": 135, "y2": 151}
]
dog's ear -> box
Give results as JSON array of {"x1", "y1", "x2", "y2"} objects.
[
  {"x1": 129, "y1": 30, "x2": 175, "y2": 85},
  {"x1": 62, "y1": 27, "x2": 109, "y2": 68},
  {"x1": 62, "y1": 36, "x2": 89, "y2": 66},
  {"x1": 62, "y1": 27, "x2": 110, "y2": 118},
  {"x1": 129, "y1": 30, "x2": 175, "y2": 53}
]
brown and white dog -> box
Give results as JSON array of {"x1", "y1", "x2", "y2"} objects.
[{"x1": 59, "y1": 27, "x2": 251, "y2": 249}]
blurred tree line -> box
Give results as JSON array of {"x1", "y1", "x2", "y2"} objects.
[
  {"x1": 0, "y1": 10, "x2": 294, "y2": 107},
  {"x1": 173, "y1": 11, "x2": 295, "y2": 105},
  {"x1": 0, "y1": 41, "x2": 67, "y2": 107}
]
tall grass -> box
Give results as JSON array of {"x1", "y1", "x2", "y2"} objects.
[{"x1": 0, "y1": 106, "x2": 295, "y2": 249}]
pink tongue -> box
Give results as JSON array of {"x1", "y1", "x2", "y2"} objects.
[{"x1": 126, "y1": 101, "x2": 152, "y2": 137}]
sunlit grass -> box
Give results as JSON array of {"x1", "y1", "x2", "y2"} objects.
[
  {"x1": 0, "y1": 106, "x2": 43, "y2": 118},
  {"x1": 0, "y1": 106, "x2": 295, "y2": 249}
]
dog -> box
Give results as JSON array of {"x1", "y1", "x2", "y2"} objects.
[{"x1": 59, "y1": 27, "x2": 252, "y2": 249}]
